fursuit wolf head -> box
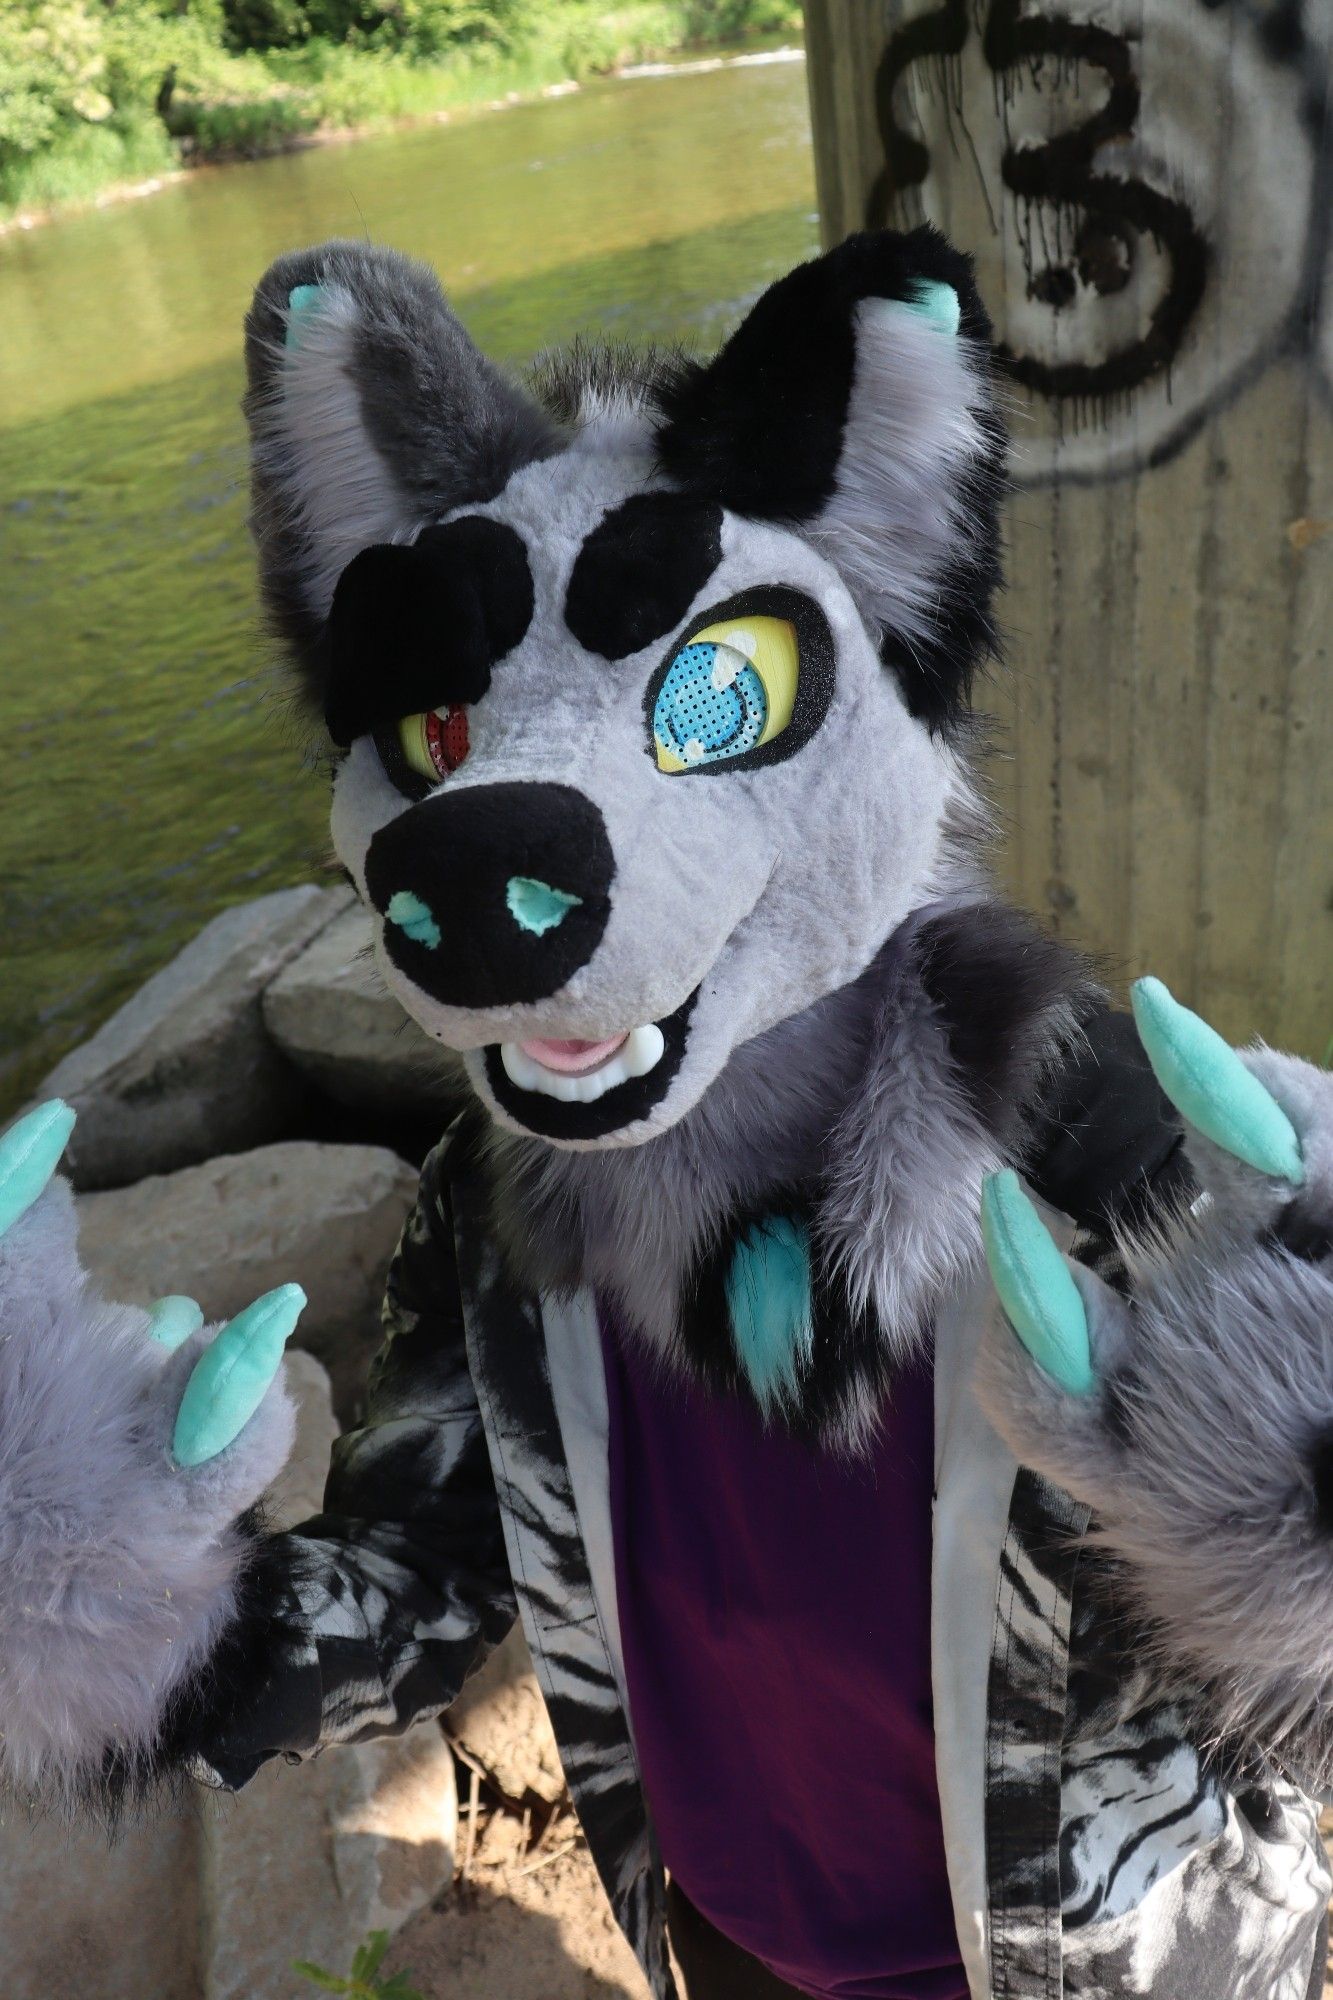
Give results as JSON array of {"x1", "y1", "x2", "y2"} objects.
[{"x1": 244, "y1": 228, "x2": 1004, "y2": 1152}]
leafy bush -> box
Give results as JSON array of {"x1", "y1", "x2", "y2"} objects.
[
  {"x1": 0, "y1": 0, "x2": 801, "y2": 216},
  {"x1": 0, "y1": 1, "x2": 111, "y2": 164}
]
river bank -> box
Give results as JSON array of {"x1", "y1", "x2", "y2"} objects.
[{"x1": 0, "y1": 3, "x2": 800, "y2": 232}]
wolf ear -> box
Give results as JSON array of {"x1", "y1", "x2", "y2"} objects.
[
  {"x1": 244, "y1": 240, "x2": 559, "y2": 717},
  {"x1": 652, "y1": 226, "x2": 1005, "y2": 729}
]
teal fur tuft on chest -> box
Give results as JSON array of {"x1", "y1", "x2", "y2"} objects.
[{"x1": 725, "y1": 1215, "x2": 815, "y2": 1407}]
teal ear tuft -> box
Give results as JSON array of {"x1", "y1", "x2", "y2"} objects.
[
  {"x1": 1130, "y1": 976, "x2": 1304, "y2": 1185},
  {"x1": 725, "y1": 1215, "x2": 814, "y2": 1408},
  {"x1": 906, "y1": 279, "x2": 961, "y2": 337},
  {"x1": 506, "y1": 876, "x2": 583, "y2": 937},
  {"x1": 285, "y1": 283, "x2": 325, "y2": 351}
]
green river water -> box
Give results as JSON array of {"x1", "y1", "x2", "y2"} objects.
[{"x1": 0, "y1": 51, "x2": 817, "y2": 1110}]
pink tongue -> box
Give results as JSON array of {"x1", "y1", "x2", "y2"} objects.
[{"x1": 520, "y1": 1034, "x2": 629, "y2": 1075}]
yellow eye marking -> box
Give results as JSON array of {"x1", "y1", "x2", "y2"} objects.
[
  {"x1": 399, "y1": 713, "x2": 435, "y2": 780},
  {"x1": 688, "y1": 617, "x2": 799, "y2": 743}
]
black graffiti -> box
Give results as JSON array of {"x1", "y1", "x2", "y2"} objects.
[{"x1": 870, "y1": 0, "x2": 1209, "y2": 402}]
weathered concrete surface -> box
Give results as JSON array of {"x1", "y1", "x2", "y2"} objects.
[
  {"x1": 36, "y1": 885, "x2": 351, "y2": 1189},
  {"x1": 263, "y1": 903, "x2": 460, "y2": 1119},
  {"x1": 77, "y1": 1139, "x2": 417, "y2": 1423}
]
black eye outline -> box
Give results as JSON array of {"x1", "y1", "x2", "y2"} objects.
[
  {"x1": 374, "y1": 722, "x2": 437, "y2": 803},
  {"x1": 642, "y1": 585, "x2": 836, "y2": 778}
]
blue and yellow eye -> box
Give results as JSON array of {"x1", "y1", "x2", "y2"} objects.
[{"x1": 652, "y1": 616, "x2": 800, "y2": 773}]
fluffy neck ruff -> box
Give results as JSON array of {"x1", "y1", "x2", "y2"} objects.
[{"x1": 481, "y1": 898, "x2": 1094, "y2": 1451}]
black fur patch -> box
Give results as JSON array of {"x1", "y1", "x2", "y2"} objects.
[
  {"x1": 1310, "y1": 1429, "x2": 1333, "y2": 1535},
  {"x1": 1267, "y1": 1206, "x2": 1333, "y2": 1266},
  {"x1": 642, "y1": 584, "x2": 836, "y2": 778},
  {"x1": 564, "y1": 492, "x2": 723, "y2": 660},
  {"x1": 365, "y1": 780, "x2": 614, "y2": 1008},
  {"x1": 914, "y1": 905, "x2": 1097, "y2": 1148},
  {"x1": 326, "y1": 516, "x2": 533, "y2": 749},
  {"x1": 482, "y1": 985, "x2": 699, "y2": 1142},
  {"x1": 244, "y1": 240, "x2": 558, "y2": 722},
  {"x1": 651, "y1": 226, "x2": 1005, "y2": 730},
  {"x1": 1026, "y1": 1005, "x2": 1193, "y2": 1239}
]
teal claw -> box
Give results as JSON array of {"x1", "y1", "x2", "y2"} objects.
[
  {"x1": 172, "y1": 1284, "x2": 306, "y2": 1468},
  {"x1": 0, "y1": 1100, "x2": 76, "y2": 1238},
  {"x1": 148, "y1": 1295, "x2": 205, "y2": 1352},
  {"x1": 1131, "y1": 977, "x2": 1304, "y2": 1185},
  {"x1": 981, "y1": 1170, "x2": 1096, "y2": 1397}
]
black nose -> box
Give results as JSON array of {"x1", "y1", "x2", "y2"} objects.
[{"x1": 365, "y1": 781, "x2": 615, "y2": 1008}]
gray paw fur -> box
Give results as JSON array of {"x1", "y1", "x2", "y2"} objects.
[
  {"x1": 0, "y1": 1178, "x2": 295, "y2": 1808},
  {"x1": 980, "y1": 1046, "x2": 1333, "y2": 1777}
]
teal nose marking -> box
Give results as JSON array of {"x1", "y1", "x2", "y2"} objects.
[
  {"x1": 507, "y1": 876, "x2": 583, "y2": 937},
  {"x1": 386, "y1": 889, "x2": 441, "y2": 950}
]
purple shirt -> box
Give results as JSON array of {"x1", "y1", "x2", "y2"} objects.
[{"x1": 601, "y1": 1310, "x2": 967, "y2": 2000}]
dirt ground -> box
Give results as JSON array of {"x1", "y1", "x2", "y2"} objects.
[{"x1": 385, "y1": 1793, "x2": 647, "y2": 2000}]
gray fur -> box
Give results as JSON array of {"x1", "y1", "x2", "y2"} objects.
[
  {"x1": 0, "y1": 1180, "x2": 293, "y2": 1810},
  {"x1": 979, "y1": 1049, "x2": 1333, "y2": 1778},
  {"x1": 526, "y1": 336, "x2": 679, "y2": 431},
  {"x1": 486, "y1": 895, "x2": 1077, "y2": 1447},
  {"x1": 332, "y1": 425, "x2": 975, "y2": 1144},
  {"x1": 808, "y1": 302, "x2": 995, "y2": 660},
  {"x1": 246, "y1": 240, "x2": 560, "y2": 633}
]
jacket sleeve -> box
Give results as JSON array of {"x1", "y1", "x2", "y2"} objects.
[{"x1": 177, "y1": 1130, "x2": 518, "y2": 1792}]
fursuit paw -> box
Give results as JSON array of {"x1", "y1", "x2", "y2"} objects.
[
  {"x1": 0, "y1": 1102, "x2": 303, "y2": 1809},
  {"x1": 977, "y1": 984, "x2": 1333, "y2": 1769}
]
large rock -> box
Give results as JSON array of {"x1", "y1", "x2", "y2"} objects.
[
  {"x1": 0, "y1": 1351, "x2": 456, "y2": 2000},
  {"x1": 447, "y1": 1623, "x2": 566, "y2": 1806},
  {"x1": 0, "y1": 1802, "x2": 200, "y2": 2000},
  {"x1": 77, "y1": 1139, "x2": 419, "y2": 1422},
  {"x1": 263, "y1": 902, "x2": 461, "y2": 1118},
  {"x1": 35, "y1": 884, "x2": 352, "y2": 1190},
  {"x1": 202, "y1": 1724, "x2": 457, "y2": 2000}
]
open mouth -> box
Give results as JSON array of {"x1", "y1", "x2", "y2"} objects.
[
  {"x1": 499, "y1": 1025, "x2": 666, "y2": 1104},
  {"x1": 483, "y1": 988, "x2": 699, "y2": 1141}
]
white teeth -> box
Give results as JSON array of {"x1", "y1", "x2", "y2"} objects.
[{"x1": 499, "y1": 1023, "x2": 666, "y2": 1104}]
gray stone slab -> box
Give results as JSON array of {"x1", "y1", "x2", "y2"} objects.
[
  {"x1": 77, "y1": 1139, "x2": 419, "y2": 1423},
  {"x1": 36, "y1": 884, "x2": 353, "y2": 1190},
  {"x1": 262, "y1": 902, "x2": 461, "y2": 1119}
]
